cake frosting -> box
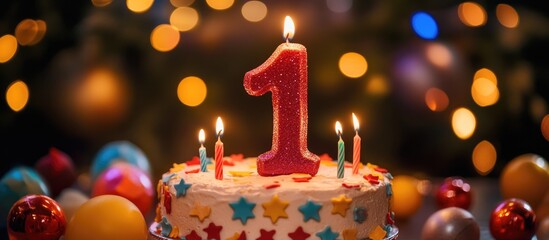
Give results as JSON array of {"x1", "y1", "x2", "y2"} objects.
[{"x1": 153, "y1": 156, "x2": 395, "y2": 240}]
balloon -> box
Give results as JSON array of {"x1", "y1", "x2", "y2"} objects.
[
  {"x1": 390, "y1": 175, "x2": 423, "y2": 220},
  {"x1": 421, "y1": 207, "x2": 479, "y2": 240},
  {"x1": 0, "y1": 167, "x2": 49, "y2": 225},
  {"x1": 92, "y1": 162, "x2": 154, "y2": 216},
  {"x1": 65, "y1": 195, "x2": 147, "y2": 240},
  {"x1": 7, "y1": 195, "x2": 66, "y2": 240},
  {"x1": 500, "y1": 153, "x2": 549, "y2": 209},
  {"x1": 35, "y1": 147, "x2": 77, "y2": 196},
  {"x1": 435, "y1": 177, "x2": 472, "y2": 210},
  {"x1": 489, "y1": 198, "x2": 536, "y2": 240},
  {"x1": 56, "y1": 188, "x2": 90, "y2": 222},
  {"x1": 90, "y1": 141, "x2": 151, "y2": 180}
]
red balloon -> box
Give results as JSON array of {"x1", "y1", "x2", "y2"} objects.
[
  {"x1": 490, "y1": 198, "x2": 537, "y2": 240},
  {"x1": 92, "y1": 162, "x2": 154, "y2": 216},
  {"x1": 7, "y1": 194, "x2": 67, "y2": 240},
  {"x1": 436, "y1": 177, "x2": 473, "y2": 210}
]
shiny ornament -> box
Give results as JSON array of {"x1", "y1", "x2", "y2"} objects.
[
  {"x1": 90, "y1": 140, "x2": 151, "y2": 180},
  {"x1": 92, "y1": 162, "x2": 154, "y2": 216},
  {"x1": 35, "y1": 147, "x2": 77, "y2": 196},
  {"x1": 65, "y1": 195, "x2": 147, "y2": 240},
  {"x1": 0, "y1": 167, "x2": 49, "y2": 225},
  {"x1": 489, "y1": 198, "x2": 536, "y2": 240},
  {"x1": 390, "y1": 175, "x2": 423, "y2": 220},
  {"x1": 7, "y1": 194, "x2": 66, "y2": 240},
  {"x1": 56, "y1": 188, "x2": 89, "y2": 221},
  {"x1": 421, "y1": 207, "x2": 479, "y2": 240},
  {"x1": 500, "y1": 153, "x2": 549, "y2": 210},
  {"x1": 435, "y1": 177, "x2": 472, "y2": 210}
]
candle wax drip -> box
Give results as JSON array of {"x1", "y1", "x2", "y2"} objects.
[{"x1": 244, "y1": 43, "x2": 320, "y2": 176}]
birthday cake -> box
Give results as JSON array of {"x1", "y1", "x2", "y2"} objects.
[{"x1": 152, "y1": 156, "x2": 395, "y2": 240}]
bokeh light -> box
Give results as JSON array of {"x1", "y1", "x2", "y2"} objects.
[
  {"x1": 542, "y1": 115, "x2": 549, "y2": 142},
  {"x1": 326, "y1": 0, "x2": 353, "y2": 13},
  {"x1": 170, "y1": 7, "x2": 199, "y2": 32},
  {"x1": 15, "y1": 19, "x2": 39, "y2": 46},
  {"x1": 425, "y1": 43, "x2": 452, "y2": 68},
  {"x1": 451, "y1": 107, "x2": 476, "y2": 140},
  {"x1": 366, "y1": 74, "x2": 389, "y2": 97},
  {"x1": 241, "y1": 1, "x2": 267, "y2": 22},
  {"x1": 457, "y1": 2, "x2": 487, "y2": 27},
  {"x1": 177, "y1": 76, "x2": 207, "y2": 107},
  {"x1": 127, "y1": 0, "x2": 154, "y2": 13},
  {"x1": 30, "y1": 20, "x2": 47, "y2": 45},
  {"x1": 206, "y1": 0, "x2": 234, "y2": 10},
  {"x1": 472, "y1": 140, "x2": 497, "y2": 175},
  {"x1": 471, "y1": 77, "x2": 499, "y2": 107},
  {"x1": 425, "y1": 87, "x2": 449, "y2": 112},
  {"x1": 530, "y1": 95, "x2": 547, "y2": 122},
  {"x1": 496, "y1": 4, "x2": 519, "y2": 28},
  {"x1": 170, "y1": 0, "x2": 194, "y2": 7},
  {"x1": 5, "y1": 80, "x2": 29, "y2": 112},
  {"x1": 474, "y1": 68, "x2": 497, "y2": 85},
  {"x1": 92, "y1": 0, "x2": 113, "y2": 7},
  {"x1": 411, "y1": 11, "x2": 438, "y2": 40},
  {"x1": 150, "y1": 24, "x2": 180, "y2": 52},
  {"x1": 338, "y1": 52, "x2": 368, "y2": 78},
  {"x1": 0, "y1": 34, "x2": 18, "y2": 63}
]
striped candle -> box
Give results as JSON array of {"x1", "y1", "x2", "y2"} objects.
[
  {"x1": 335, "y1": 121, "x2": 345, "y2": 179},
  {"x1": 198, "y1": 129, "x2": 208, "y2": 172},
  {"x1": 215, "y1": 117, "x2": 224, "y2": 180},
  {"x1": 352, "y1": 113, "x2": 361, "y2": 175}
]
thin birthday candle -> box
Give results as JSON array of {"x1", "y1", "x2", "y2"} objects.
[
  {"x1": 335, "y1": 121, "x2": 345, "y2": 179},
  {"x1": 352, "y1": 113, "x2": 361, "y2": 175},
  {"x1": 198, "y1": 129, "x2": 207, "y2": 172},
  {"x1": 215, "y1": 117, "x2": 224, "y2": 180}
]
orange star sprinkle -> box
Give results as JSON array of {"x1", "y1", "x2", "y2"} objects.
[
  {"x1": 342, "y1": 228, "x2": 357, "y2": 240},
  {"x1": 368, "y1": 226, "x2": 387, "y2": 240}
]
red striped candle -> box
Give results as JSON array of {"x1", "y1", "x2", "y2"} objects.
[
  {"x1": 215, "y1": 117, "x2": 224, "y2": 180},
  {"x1": 352, "y1": 113, "x2": 361, "y2": 175}
]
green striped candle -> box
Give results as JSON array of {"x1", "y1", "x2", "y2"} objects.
[{"x1": 335, "y1": 121, "x2": 345, "y2": 179}]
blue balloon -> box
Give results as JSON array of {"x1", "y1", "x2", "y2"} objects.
[
  {"x1": 411, "y1": 11, "x2": 438, "y2": 40},
  {"x1": 0, "y1": 166, "x2": 50, "y2": 225},
  {"x1": 90, "y1": 141, "x2": 151, "y2": 180}
]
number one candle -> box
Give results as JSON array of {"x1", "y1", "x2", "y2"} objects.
[
  {"x1": 215, "y1": 117, "x2": 224, "y2": 180},
  {"x1": 352, "y1": 113, "x2": 361, "y2": 175},
  {"x1": 244, "y1": 16, "x2": 320, "y2": 176},
  {"x1": 198, "y1": 129, "x2": 208, "y2": 172},
  {"x1": 335, "y1": 121, "x2": 345, "y2": 179}
]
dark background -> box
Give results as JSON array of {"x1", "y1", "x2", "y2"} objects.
[{"x1": 1, "y1": 0, "x2": 549, "y2": 183}]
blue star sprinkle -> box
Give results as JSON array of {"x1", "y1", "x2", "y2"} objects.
[
  {"x1": 315, "y1": 226, "x2": 339, "y2": 240},
  {"x1": 298, "y1": 200, "x2": 322, "y2": 222},
  {"x1": 160, "y1": 217, "x2": 172, "y2": 237},
  {"x1": 229, "y1": 196, "x2": 256, "y2": 224},
  {"x1": 174, "y1": 178, "x2": 192, "y2": 197}
]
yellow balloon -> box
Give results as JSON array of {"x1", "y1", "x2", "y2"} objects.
[
  {"x1": 500, "y1": 154, "x2": 549, "y2": 210},
  {"x1": 65, "y1": 195, "x2": 147, "y2": 240},
  {"x1": 390, "y1": 175, "x2": 423, "y2": 220}
]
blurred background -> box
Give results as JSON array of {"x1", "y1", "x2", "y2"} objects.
[{"x1": 1, "y1": 0, "x2": 549, "y2": 182}]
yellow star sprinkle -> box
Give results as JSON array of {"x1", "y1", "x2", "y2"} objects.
[
  {"x1": 189, "y1": 202, "x2": 211, "y2": 222},
  {"x1": 229, "y1": 171, "x2": 253, "y2": 177},
  {"x1": 331, "y1": 194, "x2": 352, "y2": 217},
  {"x1": 342, "y1": 228, "x2": 357, "y2": 240},
  {"x1": 368, "y1": 226, "x2": 387, "y2": 240},
  {"x1": 226, "y1": 232, "x2": 241, "y2": 240},
  {"x1": 372, "y1": 172, "x2": 385, "y2": 180},
  {"x1": 366, "y1": 163, "x2": 378, "y2": 169},
  {"x1": 321, "y1": 161, "x2": 338, "y2": 166},
  {"x1": 262, "y1": 194, "x2": 289, "y2": 223},
  {"x1": 169, "y1": 163, "x2": 185, "y2": 173}
]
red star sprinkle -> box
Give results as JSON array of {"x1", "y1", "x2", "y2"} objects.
[
  {"x1": 203, "y1": 222, "x2": 223, "y2": 240},
  {"x1": 237, "y1": 231, "x2": 247, "y2": 240},
  {"x1": 374, "y1": 167, "x2": 388, "y2": 173},
  {"x1": 223, "y1": 159, "x2": 235, "y2": 166},
  {"x1": 292, "y1": 177, "x2": 312, "y2": 182},
  {"x1": 288, "y1": 226, "x2": 311, "y2": 240},
  {"x1": 186, "y1": 230, "x2": 202, "y2": 240},
  {"x1": 257, "y1": 229, "x2": 276, "y2": 240},
  {"x1": 263, "y1": 183, "x2": 281, "y2": 189},
  {"x1": 186, "y1": 156, "x2": 201, "y2": 165},
  {"x1": 185, "y1": 168, "x2": 200, "y2": 174},
  {"x1": 230, "y1": 153, "x2": 244, "y2": 161},
  {"x1": 363, "y1": 174, "x2": 380, "y2": 185},
  {"x1": 342, "y1": 182, "x2": 360, "y2": 189}
]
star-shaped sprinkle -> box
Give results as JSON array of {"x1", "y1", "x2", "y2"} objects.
[
  {"x1": 170, "y1": 163, "x2": 185, "y2": 173},
  {"x1": 189, "y1": 202, "x2": 211, "y2": 222},
  {"x1": 353, "y1": 207, "x2": 367, "y2": 223},
  {"x1": 315, "y1": 226, "x2": 339, "y2": 240},
  {"x1": 229, "y1": 171, "x2": 253, "y2": 177},
  {"x1": 341, "y1": 228, "x2": 357, "y2": 240},
  {"x1": 363, "y1": 174, "x2": 380, "y2": 185},
  {"x1": 386, "y1": 183, "x2": 393, "y2": 197},
  {"x1": 257, "y1": 229, "x2": 276, "y2": 240},
  {"x1": 174, "y1": 178, "x2": 192, "y2": 197},
  {"x1": 368, "y1": 226, "x2": 387, "y2": 240},
  {"x1": 229, "y1": 197, "x2": 256, "y2": 224},
  {"x1": 331, "y1": 194, "x2": 352, "y2": 217},
  {"x1": 288, "y1": 226, "x2": 310, "y2": 240},
  {"x1": 160, "y1": 217, "x2": 172, "y2": 237},
  {"x1": 226, "y1": 231, "x2": 246, "y2": 240},
  {"x1": 298, "y1": 200, "x2": 322, "y2": 222},
  {"x1": 186, "y1": 230, "x2": 201, "y2": 240},
  {"x1": 203, "y1": 222, "x2": 223, "y2": 240},
  {"x1": 186, "y1": 156, "x2": 201, "y2": 165},
  {"x1": 262, "y1": 194, "x2": 289, "y2": 223}
]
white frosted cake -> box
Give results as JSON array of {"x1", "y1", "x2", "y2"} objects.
[{"x1": 153, "y1": 155, "x2": 395, "y2": 240}]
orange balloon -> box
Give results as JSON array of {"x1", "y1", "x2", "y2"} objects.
[
  {"x1": 500, "y1": 154, "x2": 549, "y2": 210},
  {"x1": 390, "y1": 175, "x2": 423, "y2": 220}
]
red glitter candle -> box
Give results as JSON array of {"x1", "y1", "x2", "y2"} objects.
[{"x1": 244, "y1": 16, "x2": 320, "y2": 176}]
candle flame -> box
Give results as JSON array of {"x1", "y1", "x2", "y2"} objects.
[
  {"x1": 335, "y1": 121, "x2": 343, "y2": 136},
  {"x1": 216, "y1": 117, "x2": 224, "y2": 137},
  {"x1": 283, "y1": 16, "x2": 295, "y2": 41},
  {"x1": 352, "y1": 113, "x2": 360, "y2": 131},
  {"x1": 199, "y1": 129, "x2": 205, "y2": 144}
]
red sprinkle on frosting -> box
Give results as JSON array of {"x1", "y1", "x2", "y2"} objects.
[
  {"x1": 186, "y1": 156, "x2": 201, "y2": 166},
  {"x1": 364, "y1": 174, "x2": 380, "y2": 185},
  {"x1": 374, "y1": 167, "x2": 388, "y2": 173},
  {"x1": 185, "y1": 169, "x2": 200, "y2": 174},
  {"x1": 342, "y1": 182, "x2": 360, "y2": 189},
  {"x1": 264, "y1": 183, "x2": 281, "y2": 189},
  {"x1": 223, "y1": 159, "x2": 235, "y2": 166},
  {"x1": 292, "y1": 176, "x2": 312, "y2": 182}
]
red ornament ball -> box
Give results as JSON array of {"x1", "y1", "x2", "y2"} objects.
[
  {"x1": 490, "y1": 198, "x2": 537, "y2": 240},
  {"x1": 35, "y1": 147, "x2": 77, "y2": 197},
  {"x1": 436, "y1": 177, "x2": 472, "y2": 210},
  {"x1": 7, "y1": 194, "x2": 67, "y2": 240},
  {"x1": 92, "y1": 162, "x2": 154, "y2": 216}
]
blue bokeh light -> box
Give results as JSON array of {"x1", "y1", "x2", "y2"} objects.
[{"x1": 411, "y1": 11, "x2": 438, "y2": 40}]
